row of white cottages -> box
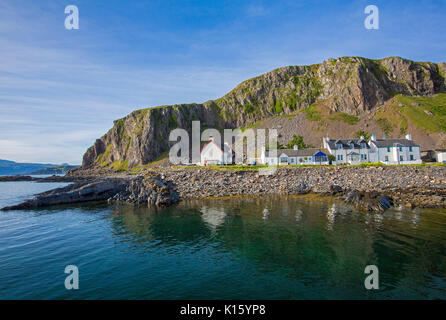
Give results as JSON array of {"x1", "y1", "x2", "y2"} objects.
[{"x1": 200, "y1": 133, "x2": 423, "y2": 166}]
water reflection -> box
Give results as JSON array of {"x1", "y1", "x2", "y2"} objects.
[
  {"x1": 107, "y1": 196, "x2": 446, "y2": 299},
  {"x1": 200, "y1": 206, "x2": 227, "y2": 232},
  {"x1": 262, "y1": 208, "x2": 270, "y2": 220}
]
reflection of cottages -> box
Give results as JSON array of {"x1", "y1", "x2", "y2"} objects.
[
  {"x1": 295, "y1": 208, "x2": 303, "y2": 222},
  {"x1": 261, "y1": 145, "x2": 329, "y2": 165},
  {"x1": 326, "y1": 204, "x2": 337, "y2": 230},
  {"x1": 200, "y1": 206, "x2": 227, "y2": 231},
  {"x1": 262, "y1": 208, "x2": 270, "y2": 220}
]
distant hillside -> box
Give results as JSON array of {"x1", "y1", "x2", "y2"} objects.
[
  {"x1": 78, "y1": 56, "x2": 446, "y2": 171},
  {"x1": 0, "y1": 160, "x2": 76, "y2": 175},
  {"x1": 30, "y1": 165, "x2": 79, "y2": 175}
]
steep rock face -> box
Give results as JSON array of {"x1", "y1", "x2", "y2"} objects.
[
  {"x1": 80, "y1": 56, "x2": 446, "y2": 169},
  {"x1": 83, "y1": 103, "x2": 225, "y2": 168}
]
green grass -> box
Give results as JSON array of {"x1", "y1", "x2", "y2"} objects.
[
  {"x1": 376, "y1": 117, "x2": 393, "y2": 135},
  {"x1": 274, "y1": 99, "x2": 283, "y2": 114},
  {"x1": 330, "y1": 113, "x2": 360, "y2": 125},
  {"x1": 168, "y1": 113, "x2": 178, "y2": 129},
  {"x1": 95, "y1": 145, "x2": 112, "y2": 166},
  {"x1": 110, "y1": 160, "x2": 129, "y2": 172},
  {"x1": 303, "y1": 104, "x2": 322, "y2": 121},
  {"x1": 241, "y1": 120, "x2": 263, "y2": 132},
  {"x1": 394, "y1": 94, "x2": 446, "y2": 133},
  {"x1": 243, "y1": 103, "x2": 254, "y2": 114}
]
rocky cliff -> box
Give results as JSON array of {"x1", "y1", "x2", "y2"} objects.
[{"x1": 78, "y1": 56, "x2": 446, "y2": 171}]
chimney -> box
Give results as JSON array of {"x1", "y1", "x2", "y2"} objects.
[
  {"x1": 293, "y1": 144, "x2": 298, "y2": 150},
  {"x1": 370, "y1": 134, "x2": 376, "y2": 141},
  {"x1": 405, "y1": 132, "x2": 412, "y2": 140},
  {"x1": 323, "y1": 136, "x2": 329, "y2": 148}
]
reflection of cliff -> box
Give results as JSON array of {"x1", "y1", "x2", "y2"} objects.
[{"x1": 110, "y1": 204, "x2": 211, "y2": 247}]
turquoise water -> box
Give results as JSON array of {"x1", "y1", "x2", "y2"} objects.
[{"x1": 1, "y1": 181, "x2": 446, "y2": 299}]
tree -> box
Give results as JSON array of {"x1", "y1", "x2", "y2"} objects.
[
  {"x1": 285, "y1": 134, "x2": 312, "y2": 149},
  {"x1": 327, "y1": 154, "x2": 336, "y2": 163},
  {"x1": 355, "y1": 129, "x2": 371, "y2": 141}
]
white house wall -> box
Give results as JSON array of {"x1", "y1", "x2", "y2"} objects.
[{"x1": 372, "y1": 145, "x2": 421, "y2": 164}]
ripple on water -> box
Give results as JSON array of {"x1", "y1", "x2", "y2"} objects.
[{"x1": 0, "y1": 184, "x2": 446, "y2": 299}]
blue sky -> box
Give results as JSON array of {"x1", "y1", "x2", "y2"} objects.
[{"x1": 0, "y1": 0, "x2": 445, "y2": 164}]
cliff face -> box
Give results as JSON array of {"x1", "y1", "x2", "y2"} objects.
[{"x1": 80, "y1": 56, "x2": 446, "y2": 169}]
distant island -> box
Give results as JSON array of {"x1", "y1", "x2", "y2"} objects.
[
  {"x1": 30, "y1": 165, "x2": 79, "y2": 175},
  {"x1": 0, "y1": 159, "x2": 78, "y2": 175}
]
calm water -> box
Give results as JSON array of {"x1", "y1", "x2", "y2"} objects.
[{"x1": 1, "y1": 181, "x2": 446, "y2": 299}]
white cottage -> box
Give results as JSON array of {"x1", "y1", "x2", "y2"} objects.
[
  {"x1": 200, "y1": 138, "x2": 233, "y2": 166},
  {"x1": 432, "y1": 149, "x2": 446, "y2": 163},
  {"x1": 323, "y1": 137, "x2": 370, "y2": 165},
  {"x1": 368, "y1": 133, "x2": 422, "y2": 164},
  {"x1": 261, "y1": 145, "x2": 329, "y2": 165}
]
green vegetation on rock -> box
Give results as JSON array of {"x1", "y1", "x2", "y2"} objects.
[
  {"x1": 376, "y1": 117, "x2": 393, "y2": 135},
  {"x1": 330, "y1": 113, "x2": 360, "y2": 125}
]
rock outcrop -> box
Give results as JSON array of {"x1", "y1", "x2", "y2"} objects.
[
  {"x1": 1, "y1": 175, "x2": 180, "y2": 210},
  {"x1": 76, "y1": 56, "x2": 446, "y2": 171}
]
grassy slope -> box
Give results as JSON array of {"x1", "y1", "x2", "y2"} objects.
[{"x1": 373, "y1": 94, "x2": 446, "y2": 135}]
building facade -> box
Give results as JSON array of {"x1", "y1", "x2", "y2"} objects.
[
  {"x1": 323, "y1": 137, "x2": 370, "y2": 165},
  {"x1": 368, "y1": 133, "x2": 422, "y2": 164},
  {"x1": 261, "y1": 145, "x2": 329, "y2": 165},
  {"x1": 200, "y1": 138, "x2": 233, "y2": 166}
]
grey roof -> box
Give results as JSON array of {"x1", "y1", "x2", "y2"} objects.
[
  {"x1": 326, "y1": 138, "x2": 369, "y2": 150},
  {"x1": 266, "y1": 148, "x2": 329, "y2": 157},
  {"x1": 371, "y1": 139, "x2": 419, "y2": 148}
]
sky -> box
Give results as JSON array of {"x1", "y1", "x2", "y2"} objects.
[{"x1": 0, "y1": 0, "x2": 445, "y2": 164}]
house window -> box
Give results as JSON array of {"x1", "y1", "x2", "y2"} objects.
[
  {"x1": 361, "y1": 143, "x2": 366, "y2": 149},
  {"x1": 399, "y1": 147, "x2": 403, "y2": 152},
  {"x1": 387, "y1": 147, "x2": 391, "y2": 152},
  {"x1": 337, "y1": 144, "x2": 342, "y2": 149},
  {"x1": 361, "y1": 154, "x2": 367, "y2": 160},
  {"x1": 350, "y1": 143, "x2": 354, "y2": 149},
  {"x1": 385, "y1": 156, "x2": 389, "y2": 162},
  {"x1": 400, "y1": 156, "x2": 404, "y2": 161},
  {"x1": 337, "y1": 155, "x2": 343, "y2": 161},
  {"x1": 409, "y1": 147, "x2": 413, "y2": 152},
  {"x1": 280, "y1": 157, "x2": 287, "y2": 162},
  {"x1": 290, "y1": 158, "x2": 295, "y2": 163},
  {"x1": 410, "y1": 155, "x2": 414, "y2": 160}
]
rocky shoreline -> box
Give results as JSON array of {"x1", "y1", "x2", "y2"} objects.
[{"x1": 2, "y1": 166, "x2": 446, "y2": 212}]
